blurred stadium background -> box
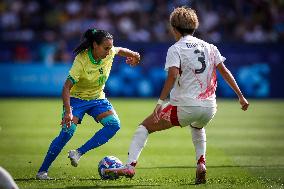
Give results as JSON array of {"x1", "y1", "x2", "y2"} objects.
[
  {"x1": 1, "y1": 1, "x2": 284, "y2": 188},
  {"x1": 0, "y1": 0, "x2": 284, "y2": 98}
]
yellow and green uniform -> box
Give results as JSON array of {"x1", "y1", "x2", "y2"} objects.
[
  {"x1": 38, "y1": 46, "x2": 122, "y2": 174},
  {"x1": 68, "y1": 47, "x2": 119, "y2": 100}
]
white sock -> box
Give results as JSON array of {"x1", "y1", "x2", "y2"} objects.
[
  {"x1": 127, "y1": 125, "x2": 148, "y2": 166},
  {"x1": 190, "y1": 127, "x2": 206, "y2": 161}
]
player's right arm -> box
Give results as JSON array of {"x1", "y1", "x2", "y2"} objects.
[
  {"x1": 153, "y1": 66, "x2": 179, "y2": 123},
  {"x1": 61, "y1": 55, "x2": 82, "y2": 127},
  {"x1": 217, "y1": 62, "x2": 249, "y2": 111},
  {"x1": 61, "y1": 79, "x2": 74, "y2": 127}
]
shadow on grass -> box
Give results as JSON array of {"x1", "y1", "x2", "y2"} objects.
[
  {"x1": 15, "y1": 178, "x2": 40, "y2": 181},
  {"x1": 66, "y1": 184, "x2": 160, "y2": 188},
  {"x1": 14, "y1": 164, "x2": 284, "y2": 181},
  {"x1": 14, "y1": 178, "x2": 102, "y2": 181}
]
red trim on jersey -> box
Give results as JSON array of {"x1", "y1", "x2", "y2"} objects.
[
  {"x1": 160, "y1": 104, "x2": 180, "y2": 126},
  {"x1": 197, "y1": 66, "x2": 217, "y2": 99},
  {"x1": 161, "y1": 104, "x2": 172, "y2": 115}
]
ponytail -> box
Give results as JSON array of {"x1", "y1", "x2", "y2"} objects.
[{"x1": 73, "y1": 29, "x2": 113, "y2": 55}]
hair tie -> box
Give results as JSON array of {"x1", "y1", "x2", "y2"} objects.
[{"x1": 92, "y1": 29, "x2": 97, "y2": 34}]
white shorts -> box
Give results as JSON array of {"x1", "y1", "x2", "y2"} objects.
[{"x1": 159, "y1": 102, "x2": 217, "y2": 128}]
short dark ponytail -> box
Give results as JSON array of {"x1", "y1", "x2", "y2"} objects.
[{"x1": 73, "y1": 28, "x2": 113, "y2": 55}]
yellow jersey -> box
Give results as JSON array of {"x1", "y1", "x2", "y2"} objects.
[{"x1": 68, "y1": 47, "x2": 118, "y2": 100}]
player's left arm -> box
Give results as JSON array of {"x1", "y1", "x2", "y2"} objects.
[
  {"x1": 116, "y1": 47, "x2": 140, "y2": 66},
  {"x1": 217, "y1": 62, "x2": 249, "y2": 111}
]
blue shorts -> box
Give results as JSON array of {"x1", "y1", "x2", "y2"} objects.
[{"x1": 63, "y1": 97, "x2": 114, "y2": 124}]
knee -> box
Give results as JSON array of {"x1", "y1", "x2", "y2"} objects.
[
  {"x1": 61, "y1": 123, "x2": 77, "y2": 137},
  {"x1": 100, "y1": 114, "x2": 121, "y2": 133},
  {"x1": 141, "y1": 119, "x2": 155, "y2": 134}
]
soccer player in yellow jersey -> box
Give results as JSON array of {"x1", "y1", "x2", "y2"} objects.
[{"x1": 36, "y1": 28, "x2": 140, "y2": 180}]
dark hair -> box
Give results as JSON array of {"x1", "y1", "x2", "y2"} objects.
[
  {"x1": 73, "y1": 29, "x2": 113, "y2": 55},
  {"x1": 174, "y1": 26, "x2": 195, "y2": 36}
]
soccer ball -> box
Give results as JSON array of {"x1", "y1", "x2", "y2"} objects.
[{"x1": 98, "y1": 156, "x2": 123, "y2": 180}]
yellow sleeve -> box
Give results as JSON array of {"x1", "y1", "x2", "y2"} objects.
[
  {"x1": 68, "y1": 55, "x2": 83, "y2": 84},
  {"x1": 113, "y1": 47, "x2": 119, "y2": 55}
]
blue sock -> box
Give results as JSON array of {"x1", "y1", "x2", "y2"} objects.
[
  {"x1": 38, "y1": 123, "x2": 76, "y2": 172},
  {"x1": 77, "y1": 115, "x2": 120, "y2": 155}
]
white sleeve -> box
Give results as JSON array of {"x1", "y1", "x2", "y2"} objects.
[
  {"x1": 164, "y1": 45, "x2": 180, "y2": 71},
  {"x1": 212, "y1": 45, "x2": 226, "y2": 66}
]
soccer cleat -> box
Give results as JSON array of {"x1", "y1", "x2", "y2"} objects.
[
  {"x1": 36, "y1": 171, "x2": 52, "y2": 180},
  {"x1": 104, "y1": 164, "x2": 135, "y2": 178},
  {"x1": 195, "y1": 155, "x2": 206, "y2": 184},
  {"x1": 68, "y1": 150, "x2": 81, "y2": 167}
]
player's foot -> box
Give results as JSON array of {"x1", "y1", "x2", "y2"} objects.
[
  {"x1": 36, "y1": 171, "x2": 52, "y2": 180},
  {"x1": 195, "y1": 155, "x2": 206, "y2": 184},
  {"x1": 104, "y1": 164, "x2": 135, "y2": 178},
  {"x1": 68, "y1": 150, "x2": 81, "y2": 167}
]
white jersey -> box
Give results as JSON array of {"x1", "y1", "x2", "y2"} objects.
[{"x1": 165, "y1": 35, "x2": 226, "y2": 107}]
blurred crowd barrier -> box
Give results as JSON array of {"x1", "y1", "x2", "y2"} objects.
[{"x1": 0, "y1": 42, "x2": 283, "y2": 98}]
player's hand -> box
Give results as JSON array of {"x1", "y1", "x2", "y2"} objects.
[
  {"x1": 61, "y1": 112, "x2": 73, "y2": 128},
  {"x1": 153, "y1": 104, "x2": 162, "y2": 123},
  {"x1": 239, "y1": 97, "x2": 249, "y2": 111},
  {"x1": 126, "y1": 52, "x2": 140, "y2": 66}
]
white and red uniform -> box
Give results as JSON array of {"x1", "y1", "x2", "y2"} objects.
[{"x1": 160, "y1": 35, "x2": 226, "y2": 128}]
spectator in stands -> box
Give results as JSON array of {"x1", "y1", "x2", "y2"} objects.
[{"x1": 0, "y1": 0, "x2": 283, "y2": 63}]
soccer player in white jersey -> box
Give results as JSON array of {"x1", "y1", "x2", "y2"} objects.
[{"x1": 105, "y1": 6, "x2": 249, "y2": 184}]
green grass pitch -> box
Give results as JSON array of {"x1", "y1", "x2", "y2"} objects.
[{"x1": 0, "y1": 98, "x2": 283, "y2": 188}]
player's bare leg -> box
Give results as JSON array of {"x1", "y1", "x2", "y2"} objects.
[{"x1": 142, "y1": 113, "x2": 175, "y2": 133}]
